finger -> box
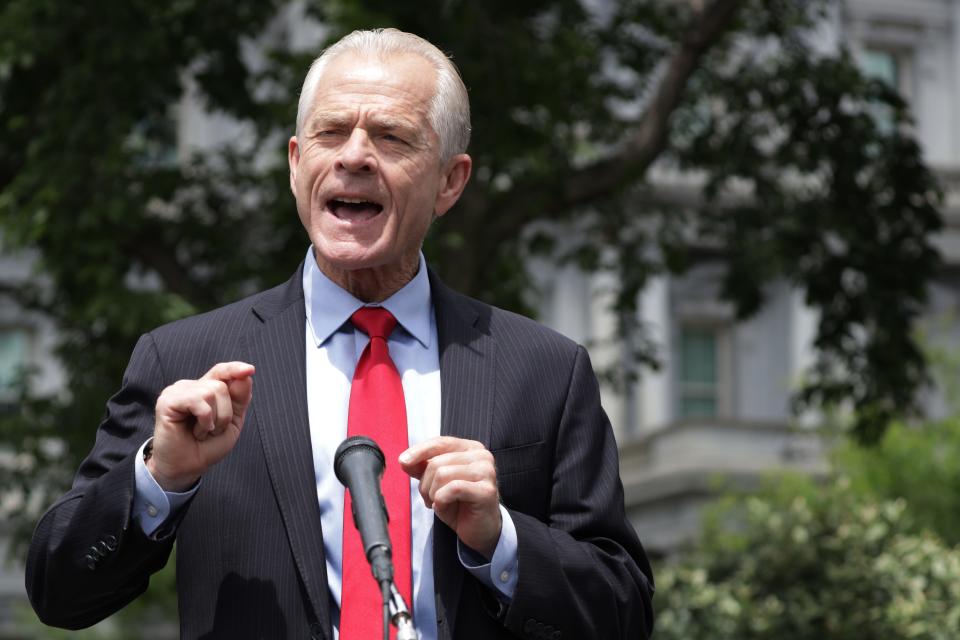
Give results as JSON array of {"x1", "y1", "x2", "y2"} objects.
[
  {"x1": 431, "y1": 477, "x2": 499, "y2": 511},
  {"x1": 226, "y1": 374, "x2": 254, "y2": 425},
  {"x1": 417, "y1": 451, "x2": 490, "y2": 505},
  {"x1": 400, "y1": 436, "x2": 483, "y2": 475},
  {"x1": 207, "y1": 379, "x2": 233, "y2": 437},
  {"x1": 427, "y1": 464, "x2": 493, "y2": 508},
  {"x1": 186, "y1": 380, "x2": 229, "y2": 439},
  {"x1": 158, "y1": 382, "x2": 215, "y2": 432},
  {"x1": 202, "y1": 361, "x2": 255, "y2": 383},
  {"x1": 183, "y1": 395, "x2": 216, "y2": 440}
]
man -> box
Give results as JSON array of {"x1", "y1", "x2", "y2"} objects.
[{"x1": 26, "y1": 28, "x2": 654, "y2": 640}]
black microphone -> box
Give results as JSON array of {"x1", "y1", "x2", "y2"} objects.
[{"x1": 334, "y1": 436, "x2": 393, "y2": 584}]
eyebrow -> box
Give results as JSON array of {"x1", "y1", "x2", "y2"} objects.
[
  {"x1": 308, "y1": 110, "x2": 423, "y2": 140},
  {"x1": 308, "y1": 112, "x2": 354, "y2": 130},
  {"x1": 370, "y1": 114, "x2": 417, "y2": 134}
]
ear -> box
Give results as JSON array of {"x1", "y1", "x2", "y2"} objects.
[
  {"x1": 433, "y1": 153, "x2": 473, "y2": 218},
  {"x1": 288, "y1": 136, "x2": 300, "y2": 196}
]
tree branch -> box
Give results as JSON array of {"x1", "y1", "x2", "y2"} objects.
[
  {"x1": 494, "y1": 0, "x2": 743, "y2": 230},
  {"x1": 438, "y1": 0, "x2": 744, "y2": 297},
  {"x1": 562, "y1": 0, "x2": 743, "y2": 206}
]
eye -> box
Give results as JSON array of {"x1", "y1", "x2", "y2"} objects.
[
  {"x1": 311, "y1": 123, "x2": 347, "y2": 139},
  {"x1": 381, "y1": 133, "x2": 405, "y2": 143}
]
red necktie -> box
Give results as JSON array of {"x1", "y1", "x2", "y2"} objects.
[{"x1": 340, "y1": 307, "x2": 412, "y2": 640}]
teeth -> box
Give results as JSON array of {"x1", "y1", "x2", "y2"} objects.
[{"x1": 338, "y1": 197, "x2": 373, "y2": 204}]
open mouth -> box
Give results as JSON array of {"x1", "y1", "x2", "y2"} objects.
[{"x1": 327, "y1": 197, "x2": 384, "y2": 222}]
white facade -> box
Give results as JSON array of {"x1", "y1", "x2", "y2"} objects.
[{"x1": 531, "y1": 0, "x2": 960, "y2": 555}]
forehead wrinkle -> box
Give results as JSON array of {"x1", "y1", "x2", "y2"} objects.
[
  {"x1": 307, "y1": 89, "x2": 427, "y2": 120},
  {"x1": 304, "y1": 55, "x2": 439, "y2": 147},
  {"x1": 313, "y1": 72, "x2": 435, "y2": 113}
]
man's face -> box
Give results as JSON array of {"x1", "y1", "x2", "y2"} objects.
[{"x1": 288, "y1": 52, "x2": 470, "y2": 285}]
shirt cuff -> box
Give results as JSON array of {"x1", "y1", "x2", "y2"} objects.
[
  {"x1": 457, "y1": 504, "x2": 518, "y2": 601},
  {"x1": 133, "y1": 438, "x2": 199, "y2": 538}
]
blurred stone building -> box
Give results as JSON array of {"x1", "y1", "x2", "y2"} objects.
[
  {"x1": 582, "y1": 0, "x2": 960, "y2": 556},
  {"x1": 2, "y1": 0, "x2": 960, "y2": 635}
]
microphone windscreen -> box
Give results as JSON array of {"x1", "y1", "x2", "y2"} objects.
[{"x1": 334, "y1": 435, "x2": 384, "y2": 484}]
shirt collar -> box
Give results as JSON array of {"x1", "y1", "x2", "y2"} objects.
[{"x1": 302, "y1": 246, "x2": 433, "y2": 349}]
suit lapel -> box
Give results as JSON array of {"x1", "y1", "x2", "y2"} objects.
[
  {"x1": 429, "y1": 272, "x2": 497, "y2": 638},
  {"x1": 245, "y1": 266, "x2": 332, "y2": 638},
  {"x1": 433, "y1": 282, "x2": 495, "y2": 446}
]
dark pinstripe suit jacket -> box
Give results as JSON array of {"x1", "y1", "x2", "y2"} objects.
[{"x1": 26, "y1": 264, "x2": 653, "y2": 639}]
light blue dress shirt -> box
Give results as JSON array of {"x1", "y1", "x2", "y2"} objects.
[{"x1": 133, "y1": 248, "x2": 518, "y2": 639}]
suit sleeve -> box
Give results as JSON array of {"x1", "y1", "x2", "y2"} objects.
[
  {"x1": 501, "y1": 345, "x2": 654, "y2": 639},
  {"x1": 25, "y1": 333, "x2": 182, "y2": 629}
]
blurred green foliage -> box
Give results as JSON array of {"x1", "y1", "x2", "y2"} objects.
[
  {"x1": 655, "y1": 474, "x2": 960, "y2": 639},
  {"x1": 655, "y1": 407, "x2": 960, "y2": 639},
  {"x1": 835, "y1": 418, "x2": 960, "y2": 547}
]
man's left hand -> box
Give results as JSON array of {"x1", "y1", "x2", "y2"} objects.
[{"x1": 400, "y1": 436, "x2": 502, "y2": 560}]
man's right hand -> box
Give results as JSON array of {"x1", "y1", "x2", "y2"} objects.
[{"x1": 147, "y1": 361, "x2": 255, "y2": 492}]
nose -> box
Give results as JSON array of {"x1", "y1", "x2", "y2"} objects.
[{"x1": 335, "y1": 129, "x2": 377, "y2": 174}]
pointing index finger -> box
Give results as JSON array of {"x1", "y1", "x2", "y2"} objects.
[
  {"x1": 399, "y1": 436, "x2": 482, "y2": 477},
  {"x1": 202, "y1": 361, "x2": 256, "y2": 382}
]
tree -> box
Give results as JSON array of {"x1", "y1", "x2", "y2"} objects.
[
  {"x1": 834, "y1": 417, "x2": 960, "y2": 546},
  {"x1": 0, "y1": 0, "x2": 293, "y2": 551},
  {"x1": 654, "y1": 475, "x2": 960, "y2": 639},
  {"x1": 0, "y1": 0, "x2": 942, "y2": 554}
]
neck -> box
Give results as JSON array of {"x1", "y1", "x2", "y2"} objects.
[{"x1": 316, "y1": 251, "x2": 420, "y2": 302}]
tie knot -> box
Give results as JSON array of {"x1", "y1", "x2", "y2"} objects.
[{"x1": 350, "y1": 306, "x2": 397, "y2": 340}]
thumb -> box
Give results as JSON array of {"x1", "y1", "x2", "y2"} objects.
[{"x1": 227, "y1": 374, "x2": 254, "y2": 419}]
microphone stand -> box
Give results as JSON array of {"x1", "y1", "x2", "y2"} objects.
[
  {"x1": 382, "y1": 581, "x2": 416, "y2": 640},
  {"x1": 370, "y1": 544, "x2": 416, "y2": 640}
]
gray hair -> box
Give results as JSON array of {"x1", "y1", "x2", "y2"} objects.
[{"x1": 295, "y1": 28, "x2": 471, "y2": 162}]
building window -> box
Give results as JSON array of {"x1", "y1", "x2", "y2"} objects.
[
  {"x1": 858, "y1": 47, "x2": 910, "y2": 132},
  {"x1": 0, "y1": 327, "x2": 29, "y2": 403},
  {"x1": 677, "y1": 325, "x2": 719, "y2": 419},
  {"x1": 860, "y1": 48, "x2": 900, "y2": 88}
]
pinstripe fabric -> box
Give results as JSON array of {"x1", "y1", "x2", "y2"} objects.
[
  {"x1": 26, "y1": 263, "x2": 654, "y2": 640},
  {"x1": 245, "y1": 289, "x2": 330, "y2": 634},
  {"x1": 429, "y1": 274, "x2": 654, "y2": 640},
  {"x1": 431, "y1": 278, "x2": 494, "y2": 636}
]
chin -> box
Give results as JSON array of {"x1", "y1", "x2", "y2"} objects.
[{"x1": 313, "y1": 243, "x2": 390, "y2": 271}]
